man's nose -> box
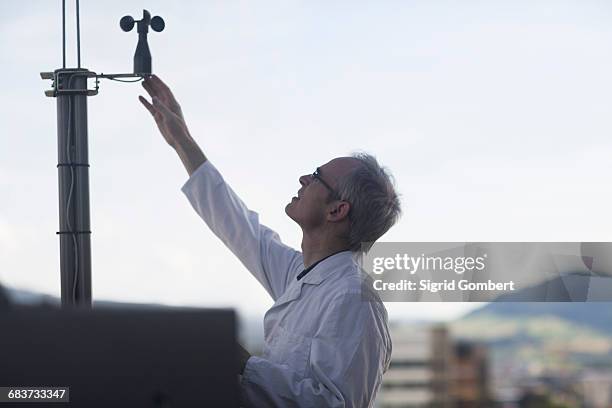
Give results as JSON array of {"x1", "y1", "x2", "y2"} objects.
[{"x1": 299, "y1": 174, "x2": 311, "y2": 186}]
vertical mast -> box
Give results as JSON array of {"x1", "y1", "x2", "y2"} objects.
[
  {"x1": 52, "y1": 0, "x2": 93, "y2": 307},
  {"x1": 42, "y1": 3, "x2": 165, "y2": 308},
  {"x1": 56, "y1": 68, "x2": 93, "y2": 307}
]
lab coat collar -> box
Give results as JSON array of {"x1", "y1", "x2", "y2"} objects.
[
  {"x1": 299, "y1": 250, "x2": 356, "y2": 285},
  {"x1": 269, "y1": 251, "x2": 358, "y2": 311}
]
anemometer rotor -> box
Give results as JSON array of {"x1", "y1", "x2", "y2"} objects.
[{"x1": 120, "y1": 10, "x2": 165, "y2": 75}]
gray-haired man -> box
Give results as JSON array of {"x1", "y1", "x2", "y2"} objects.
[{"x1": 140, "y1": 75, "x2": 401, "y2": 407}]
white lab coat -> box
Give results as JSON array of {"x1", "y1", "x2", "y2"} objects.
[{"x1": 182, "y1": 161, "x2": 392, "y2": 408}]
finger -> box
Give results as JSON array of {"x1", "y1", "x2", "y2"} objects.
[
  {"x1": 149, "y1": 75, "x2": 176, "y2": 106},
  {"x1": 151, "y1": 75, "x2": 171, "y2": 94},
  {"x1": 144, "y1": 78, "x2": 175, "y2": 111},
  {"x1": 141, "y1": 80, "x2": 158, "y2": 99},
  {"x1": 144, "y1": 75, "x2": 164, "y2": 97},
  {"x1": 139, "y1": 95, "x2": 158, "y2": 116}
]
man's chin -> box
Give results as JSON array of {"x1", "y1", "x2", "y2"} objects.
[{"x1": 285, "y1": 201, "x2": 298, "y2": 221}]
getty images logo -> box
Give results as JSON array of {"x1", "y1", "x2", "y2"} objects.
[{"x1": 371, "y1": 253, "x2": 488, "y2": 275}]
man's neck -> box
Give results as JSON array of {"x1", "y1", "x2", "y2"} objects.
[{"x1": 301, "y1": 233, "x2": 350, "y2": 269}]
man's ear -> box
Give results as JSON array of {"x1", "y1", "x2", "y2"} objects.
[{"x1": 327, "y1": 201, "x2": 351, "y2": 222}]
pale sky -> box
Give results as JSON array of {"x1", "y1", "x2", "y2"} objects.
[{"x1": 1, "y1": 0, "x2": 612, "y2": 322}]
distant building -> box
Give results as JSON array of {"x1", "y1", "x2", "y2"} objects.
[
  {"x1": 581, "y1": 370, "x2": 612, "y2": 408},
  {"x1": 377, "y1": 324, "x2": 492, "y2": 408},
  {"x1": 378, "y1": 324, "x2": 452, "y2": 408},
  {"x1": 449, "y1": 341, "x2": 490, "y2": 407}
]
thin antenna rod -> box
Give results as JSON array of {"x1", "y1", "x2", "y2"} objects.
[
  {"x1": 76, "y1": 0, "x2": 81, "y2": 68},
  {"x1": 62, "y1": 0, "x2": 66, "y2": 68}
]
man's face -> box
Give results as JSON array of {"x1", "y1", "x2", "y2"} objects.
[{"x1": 285, "y1": 157, "x2": 360, "y2": 229}]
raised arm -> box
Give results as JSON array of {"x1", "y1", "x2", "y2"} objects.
[
  {"x1": 139, "y1": 75, "x2": 206, "y2": 176},
  {"x1": 139, "y1": 76, "x2": 303, "y2": 299}
]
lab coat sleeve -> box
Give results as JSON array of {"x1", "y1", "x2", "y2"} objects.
[
  {"x1": 240, "y1": 292, "x2": 390, "y2": 407},
  {"x1": 181, "y1": 161, "x2": 303, "y2": 300}
]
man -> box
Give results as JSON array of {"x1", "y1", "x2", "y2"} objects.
[{"x1": 139, "y1": 75, "x2": 401, "y2": 407}]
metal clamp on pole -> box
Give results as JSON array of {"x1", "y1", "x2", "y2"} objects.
[{"x1": 41, "y1": 69, "x2": 98, "y2": 97}]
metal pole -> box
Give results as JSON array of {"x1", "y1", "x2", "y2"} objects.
[
  {"x1": 76, "y1": 0, "x2": 81, "y2": 68},
  {"x1": 62, "y1": 0, "x2": 66, "y2": 68},
  {"x1": 42, "y1": 5, "x2": 163, "y2": 307},
  {"x1": 55, "y1": 68, "x2": 92, "y2": 307}
]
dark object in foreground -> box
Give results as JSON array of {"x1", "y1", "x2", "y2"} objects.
[{"x1": 0, "y1": 306, "x2": 238, "y2": 407}]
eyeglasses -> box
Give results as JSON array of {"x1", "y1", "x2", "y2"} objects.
[{"x1": 311, "y1": 167, "x2": 339, "y2": 199}]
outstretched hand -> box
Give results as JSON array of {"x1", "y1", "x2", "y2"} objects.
[
  {"x1": 141, "y1": 74, "x2": 184, "y2": 118},
  {"x1": 139, "y1": 75, "x2": 189, "y2": 147}
]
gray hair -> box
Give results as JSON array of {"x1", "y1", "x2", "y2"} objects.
[{"x1": 336, "y1": 153, "x2": 402, "y2": 252}]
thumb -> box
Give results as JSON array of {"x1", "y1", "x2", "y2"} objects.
[{"x1": 139, "y1": 95, "x2": 157, "y2": 116}]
